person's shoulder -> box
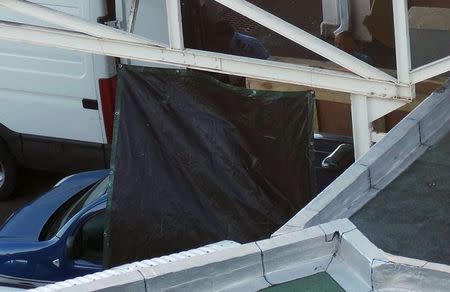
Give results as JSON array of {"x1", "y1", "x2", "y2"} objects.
[
  {"x1": 232, "y1": 32, "x2": 270, "y2": 59},
  {"x1": 234, "y1": 32, "x2": 256, "y2": 42}
]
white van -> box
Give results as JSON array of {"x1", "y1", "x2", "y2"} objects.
[{"x1": 0, "y1": 0, "x2": 118, "y2": 199}]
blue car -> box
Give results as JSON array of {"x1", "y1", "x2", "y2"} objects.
[{"x1": 0, "y1": 170, "x2": 109, "y2": 288}]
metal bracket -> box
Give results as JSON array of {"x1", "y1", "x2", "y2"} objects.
[
  {"x1": 367, "y1": 97, "x2": 408, "y2": 123},
  {"x1": 105, "y1": 20, "x2": 122, "y2": 30},
  {"x1": 351, "y1": 95, "x2": 409, "y2": 159}
]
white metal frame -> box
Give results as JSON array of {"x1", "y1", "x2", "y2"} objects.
[
  {"x1": 0, "y1": 21, "x2": 403, "y2": 98},
  {"x1": 0, "y1": 0, "x2": 448, "y2": 158},
  {"x1": 393, "y1": 0, "x2": 414, "y2": 99}
]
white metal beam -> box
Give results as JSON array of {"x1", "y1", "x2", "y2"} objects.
[
  {"x1": 392, "y1": 0, "x2": 412, "y2": 85},
  {"x1": 126, "y1": 0, "x2": 139, "y2": 33},
  {"x1": 367, "y1": 98, "x2": 407, "y2": 122},
  {"x1": 0, "y1": 0, "x2": 165, "y2": 46},
  {"x1": 351, "y1": 94, "x2": 372, "y2": 160},
  {"x1": 411, "y1": 56, "x2": 450, "y2": 84},
  {"x1": 166, "y1": 0, "x2": 184, "y2": 49},
  {"x1": 213, "y1": 0, "x2": 396, "y2": 82},
  {"x1": 0, "y1": 21, "x2": 407, "y2": 100}
]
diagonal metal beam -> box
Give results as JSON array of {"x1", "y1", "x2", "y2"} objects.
[
  {"x1": 213, "y1": 0, "x2": 396, "y2": 82},
  {"x1": 0, "y1": 21, "x2": 408, "y2": 99},
  {"x1": 411, "y1": 56, "x2": 450, "y2": 84},
  {"x1": 0, "y1": 0, "x2": 166, "y2": 46}
]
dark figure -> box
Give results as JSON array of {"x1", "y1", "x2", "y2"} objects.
[{"x1": 214, "y1": 20, "x2": 270, "y2": 60}]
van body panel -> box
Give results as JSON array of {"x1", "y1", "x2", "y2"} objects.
[
  {"x1": 0, "y1": 124, "x2": 109, "y2": 172},
  {"x1": 0, "y1": 0, "x2": 113, "y2": 144},
  {"x1": 21, "y1": 134, "x2": 109, "y2": 172},
  {"x1": 0, "y1": 0, "x2": 173, "y2": 174}
]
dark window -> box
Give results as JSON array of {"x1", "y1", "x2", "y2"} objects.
[
  {"x1": 40, "y1": 177, "x2": 109, "y2": 241},
  {"x1": 72, "y1": 211, "x2": 105, "y2": 265}
]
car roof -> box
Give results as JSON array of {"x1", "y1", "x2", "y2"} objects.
[{"x1": 0, "y1": 170, "x2": 108, "y2": 241}]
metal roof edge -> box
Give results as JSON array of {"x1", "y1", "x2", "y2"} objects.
[
  {"x1": 27, "y1": 220, "x2": 351, "y2": 291},
  {"x1": 30, "y1": 219, "x2": 450, "y2": 292}
]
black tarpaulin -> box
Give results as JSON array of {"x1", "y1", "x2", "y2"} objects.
[{"x1": 104, "y1": 66, "x2": 315, "y2": 267}]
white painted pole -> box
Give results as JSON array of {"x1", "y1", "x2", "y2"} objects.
[
  {"x1": 127, "y1": 0, "x2": 139, "y2": 33},
  {"x1": 392, "y1": 0, "x2": 412, "y2": 85},
  {"x1": 411, "y1": 56, "x2": 450, "y2": 84},
  {"x1": 0, "y1": 0, "x2": 165, "y2": 46},
  {"x1": 166, "y1": 0, "x2": 184, "y2": 49},
  {"x1": 214, "y1": 0, "x2": 395, "y2": 82},
  {"x1": 351, "y1": 94, "x2": 372, "y2": 159}
]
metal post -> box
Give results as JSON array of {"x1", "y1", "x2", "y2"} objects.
[
  {"x1": 127, "y1": 0, "x2": 139, "y2": 33},
  {"x1": 393, "y1": 0, "x2": 412, "y2": 85},
  {"x1": 166, "y1": 0, "x2": 184, "y2": 49},
  {"x1": 351, "y1": 94, "x2": 372, "y2": 159}
]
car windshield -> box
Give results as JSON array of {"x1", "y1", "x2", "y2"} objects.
[{"x1": 40, "y1": 177, "x2": 109, "y2": 241}]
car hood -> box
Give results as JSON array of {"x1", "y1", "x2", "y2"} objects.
[
  {"x1": 0, "y1": 170, "x2": 108, "y2": 241},
  {"x1": 0, "y1": 238, "x2": 51, "y2": 255}
]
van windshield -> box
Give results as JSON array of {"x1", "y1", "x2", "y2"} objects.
[{"x1": 40, "y1": 177, "x2": 109, "y2": 241}]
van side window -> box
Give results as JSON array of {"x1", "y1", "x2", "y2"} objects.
[{"x1": 73, "y1": 211, "x2": 105, "y2": 265}]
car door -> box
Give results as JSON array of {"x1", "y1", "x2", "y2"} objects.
[{"x1": 62, "y1": 209, "x2": 106, "y2": 278}]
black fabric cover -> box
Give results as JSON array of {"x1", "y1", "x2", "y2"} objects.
[{"x1": 104, "y1": 66, "x2": 314, "y2": 267}]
